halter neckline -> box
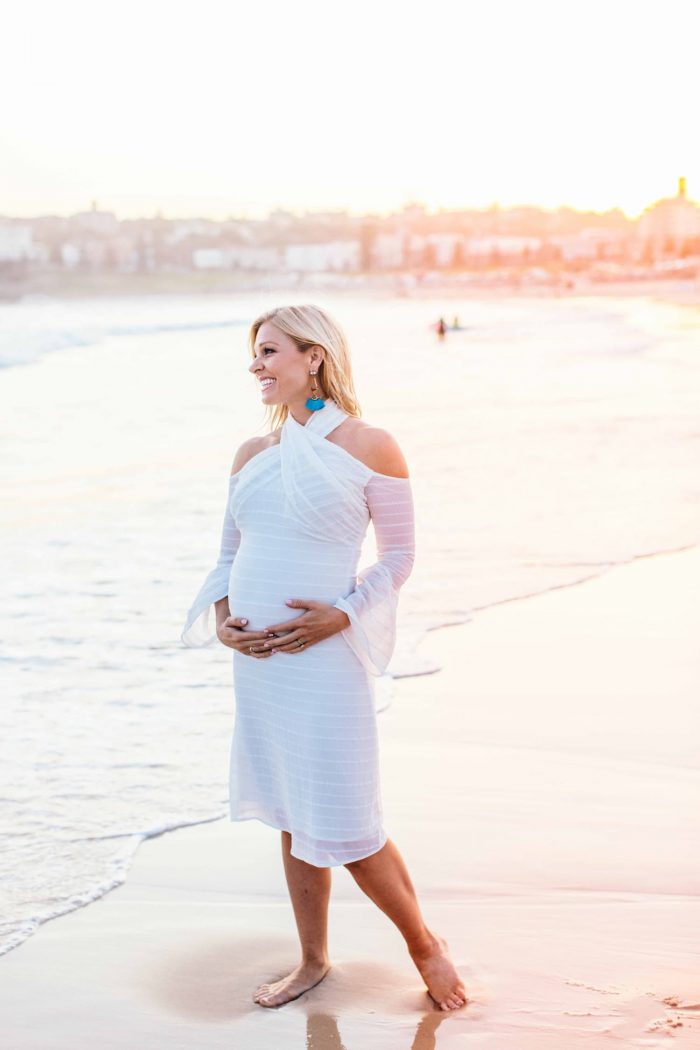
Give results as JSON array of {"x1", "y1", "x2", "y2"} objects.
[{"x1": 285, "y1": 398, "x2": 348, "y2": 438}]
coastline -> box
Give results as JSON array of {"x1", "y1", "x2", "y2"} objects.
[
  {"x1": 3, "y1": 269, "x2": 700, "y2": 309},
  {"x1": 2, "y1": 545, "x2": 698, "y2": 1047}
]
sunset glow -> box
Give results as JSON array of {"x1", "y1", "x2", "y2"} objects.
[{"x1": 2, "y1": 0, "x2": 698, "y2": 219}]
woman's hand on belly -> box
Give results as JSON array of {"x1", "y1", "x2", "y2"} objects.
[
  {"x1": 257, "y1": 599, "x2": 351, "y2": 655},
  {"x1": 217, "y1": 616, "x2": 275, "y2": 659}
]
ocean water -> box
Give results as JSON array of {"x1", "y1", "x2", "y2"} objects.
[{"x1": 1, "y1": 290, "x2": 698, "y2": 957}]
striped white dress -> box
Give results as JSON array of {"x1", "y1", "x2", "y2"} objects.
[{"x1": 181, "y1": 398, "x2": 415, "y2": 867}]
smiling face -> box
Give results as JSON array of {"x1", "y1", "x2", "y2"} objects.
[{"x1": 249, "y1": 321, "x2": 325, "y2": 406}]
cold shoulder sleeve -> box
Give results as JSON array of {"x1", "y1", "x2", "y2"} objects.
[
  {"x1": 332, "y1": 473, "x2": 415, "y2": 676},
  {"x1": 181, "y1": 474, "x2": 241, "y2": 648}
]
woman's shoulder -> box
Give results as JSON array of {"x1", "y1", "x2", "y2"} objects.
[
  {"x1": 230, "y1": 429, "x2": 282, "y2": 475},
  {"x1": 332, "y1": 417, "x2": 410, "y2": 479}
]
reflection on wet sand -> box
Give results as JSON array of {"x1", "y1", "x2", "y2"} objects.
[
  {"x1": 306, "y1": 1007, "x2": 451, "y2": 1050},
  {"x1": 141, "y1": 933, "x2": 467, "y2": 1046}
]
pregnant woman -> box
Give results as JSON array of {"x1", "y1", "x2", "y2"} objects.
[{"x1": 181, "y1": 304, "x2": 466, "y2": 1011}]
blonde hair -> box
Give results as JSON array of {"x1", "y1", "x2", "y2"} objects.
[{"x1": 248, "y1": 304, "x2": 362, "y2": 431}]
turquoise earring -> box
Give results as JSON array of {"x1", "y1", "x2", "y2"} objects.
[{"x1": 305, "y1": 369, "x2": 325, "y2": 411}]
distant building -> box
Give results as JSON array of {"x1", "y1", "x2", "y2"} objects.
[
  {"x1": 60, "y1": 242, "x2": 81, "y2": 268},
  {"x1": 0, "y1": 223, "x2": 34, "y2": 261},
  {"x1": 550, "y1": 235, "x2": 597, "y2": 262},
  {"x1": 193, "y1": 246, "x2": 281, "y2": 270},
  {"x1": 424, "y1": 233, "x2": 462, "y2": 267},
  {"x1": 193, "y1": 248, "x2": 228, "y2": 269},
  {"x1": 464, "y1": 235, "x2": 542, "y2": 258},
  {"x1": 81, "y1": 238, "x2": 109, "y2": 268},
  {"x1": 168, "y1": 219, "x2": 221, "y2": 244},
  {"x1": 110, "y1": 234, "x2": 140, "y2": 271},
  {"x1": 370, "y1": 233, "x2": 404, "y2": 269},
  {"x1": 406, "y1": 233, "x2": 427, "y2": 266},
  {"x1": 229, "y1": 246, "x2": 281, "y2": 270},
  {"x1": 638, "y1": 177, "x2": 700, "y2": 254},
  {"x1": 285, "y1": 241, "x2": 360, "y2": 272},
  {"x1": 4, "y1": 192, "x2": 698, "y2": 284},
  {"x1": 72, "y1": 201, "x2": 119, "y2": 236}
]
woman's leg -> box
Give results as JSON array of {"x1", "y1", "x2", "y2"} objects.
[
  {"x1": 253, "y1": 831, "x2": 332, "y2": 1007},
  {"x1": 344, "y1": 837, "x2": 467, "y2": 1011}
]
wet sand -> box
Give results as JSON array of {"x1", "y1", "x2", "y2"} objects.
[{"x1": 1, "y1": 546, "x2": 698, "y2": 1047}]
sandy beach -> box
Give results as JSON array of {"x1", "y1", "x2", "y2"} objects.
[
  {"x1": 4, "y1": 4, "x2": 699, "y2": 1042},
  {"x1": 2, "y1": 544, "x2": 698, "y2": 1048},
  {"x1": 3, "y1": 269, "x2": 700, "y2": 309}
]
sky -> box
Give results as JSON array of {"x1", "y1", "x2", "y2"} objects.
[{"x1": 2, "y1": 0, "x2": 698, "y2": 221}]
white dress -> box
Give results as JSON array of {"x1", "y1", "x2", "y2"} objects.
[{"x1": 181, "y1": 398, "x2": 415, "y2": 867}]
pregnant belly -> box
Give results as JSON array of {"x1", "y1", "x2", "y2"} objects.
[{"x1": 228, "y1": 549, "x2": 355, "y2": 634}]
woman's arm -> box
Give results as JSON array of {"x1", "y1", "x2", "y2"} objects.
[
  {"x1": 180, "y1": 473, "x2": 242, "y2": 647},
  {"x1": 214, "y1": 595, "x2": 232, "y2": 631},
  {"x1": 332, "y1": 445, "x2": 416, "y2": 676},
  {"x1": 181, "y1": 435, "x2": 274, "y2": 647}
]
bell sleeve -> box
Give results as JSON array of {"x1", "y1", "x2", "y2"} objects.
[
  {"x1": 181, "y1": 473, "x2": 241, "y2": 648},
  {"x1": 332, "y1": 473, "x2": 415, "y2": 676}
]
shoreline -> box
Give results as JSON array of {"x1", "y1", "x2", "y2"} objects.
[
  {"x1": 2, "y1": 544, "x2": 698, "y2": 1046},
  {"x1": 2, "y1": 538, "x2": 695, "y2": 960},
  {"x1": 3, "y1": 271, "x2": 700, "y2": 309}
]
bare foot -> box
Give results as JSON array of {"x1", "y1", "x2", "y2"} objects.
[
  {"x1": 253, "y1": 959, "x2": 331, "y2": 1008},
  {"x1": 409, "y1": 931, "x2": 467, "y2": 1011}
]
